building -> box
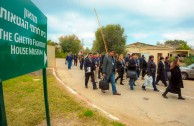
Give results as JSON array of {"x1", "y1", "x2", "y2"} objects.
[{"x1": 126, "y1": 42, "x2": 190, "y2": 64}]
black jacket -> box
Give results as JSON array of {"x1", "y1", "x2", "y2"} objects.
[
  {"x1": 141, "y1": 59, "x2": 147, "y2": 70},
  {"x1": 157, "y1": 61, "x2": 166, "y2": 81},
  {"x1": 170, "y1": 66, "x2": 184, "y2": 88},
  {"x1": 116, "y1": 60, "x2": 125, "y2": 72},
  {"x1": 128, "y1": 58, "x2": 137, "y2": 71},
  {"x1": 165, "y1": 60, "x2": 170, "y2": 72},
  {"x1": 157, "y1": 61, "x2": 165, "y2": 74},
  {"x1": 147, "y1": 60, "x2": 156, "y2": 75},
  {"x1": 84, "y1": 57, "x2": 95, "y2": 73}
]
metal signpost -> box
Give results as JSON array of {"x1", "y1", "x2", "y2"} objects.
[{"x1": 0, "y1": 0, "x2": 50, "y2": 125}]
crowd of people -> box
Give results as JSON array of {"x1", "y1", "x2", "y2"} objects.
[{"x1": 66, "y1": 49, "x2": 185, "y2": 100}]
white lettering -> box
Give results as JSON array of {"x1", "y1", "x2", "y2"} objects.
[
  {"x1": 0, "y1": 7, "x2": 29, "y2": 30},
  {"x1": 30, "y1": 24, "x2": 40, "y2": 35},
  {"x1": 24, "y1": 8, "x2": 37, "y2": 24},
  {"x1": 14, "y1": 33, "x2": 32, "y2": 45},
  {"x1": 29, "y1": 47, "x2": 43, "y2": 55},
  {"x1": 0, "y1": 7, "x2": 7, "y2": 20},
  {"x1": 11, "y1": 45, "x2": 29, "y2": 55},
  {"x1": 33, "y1": 39, "x2": 46, "y2": 48},
  {"x1": 0, "y1": 28, "x2": 12, "y2": 41},
  {"x1": 41, "y1": 30, "x2": 46, "y2": 38}
]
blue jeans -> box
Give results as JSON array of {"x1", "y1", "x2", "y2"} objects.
[
  {"x1": 68, "y1": 61, "x2": 72, "y2": 69},
  {"x1": 129, "y1": 78, "x2": 134, "y2": 90},
  {"x1": 106, "y1": 73, "x2": 117, "y2": 94},
  {"x1": 151, "y1": 74, "x2": 158, "y2": 90}
]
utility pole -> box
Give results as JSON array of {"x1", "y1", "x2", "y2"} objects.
[{"x1": 94, "y1": 8, "x2": 108, "y2": 53}]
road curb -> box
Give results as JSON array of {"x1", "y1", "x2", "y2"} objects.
[{"x1": 49, "y1": 68, "x2": 127, "y2": 124}]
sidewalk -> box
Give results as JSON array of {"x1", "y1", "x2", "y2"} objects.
[{"x1": 56, "y1": 58, "x2": 194, "y2": 126}]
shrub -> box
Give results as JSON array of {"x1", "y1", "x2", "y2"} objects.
[
  {"x1": 184, "y1": 54, "x2": 194, "y2": 66},
  {"x1": 56, "y1": 52, "x2": 68, "y2": 58}
]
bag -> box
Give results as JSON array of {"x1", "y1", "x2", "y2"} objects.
[
  {"x1": 126, "y1": 70, "x2": 136, "y2": 79},
  {"x1": 143, "y1": 75, "x2": 153, "y2": 87},
  {"x1": 99, "y1": 79, "x2": 109, "y2": 90}
]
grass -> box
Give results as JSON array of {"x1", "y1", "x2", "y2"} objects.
[{"x1": 3, "y1": 70, "x2": 125, "y2": 126}]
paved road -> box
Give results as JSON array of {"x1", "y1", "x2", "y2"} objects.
[{"x1": 56, "y1": 58, "x2": 194, "y2": 126}]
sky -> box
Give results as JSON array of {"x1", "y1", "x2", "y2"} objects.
[{"x1": 32, "y1": 0, "x2": 194, "y2": 49}]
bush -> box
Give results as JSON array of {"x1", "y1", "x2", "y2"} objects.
[
  {"x1": 184, "y1": 54, "x2": 194, "y2": 66},
  {"x1": 169, "y1": 57, "x2": 175, "y2": 63},
  {"x1": 56, "y1": 52, "x2": 68, "y2": 58}
]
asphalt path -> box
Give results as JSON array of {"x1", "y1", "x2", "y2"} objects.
[{"x1": 56, "y1": 58, "x2": 194, "y2": 126}]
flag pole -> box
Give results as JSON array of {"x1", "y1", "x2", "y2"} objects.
[{"x1": 94, "y1": 8, "x2": 108, "y2": 53}]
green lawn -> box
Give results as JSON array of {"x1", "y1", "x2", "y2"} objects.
[{"x1": 3, "y1": 70, "x2": 125, "y2": 126}]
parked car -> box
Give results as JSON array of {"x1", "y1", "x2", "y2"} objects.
[{"x1": 180, "y1": 64, "x2": 194, "y2": 80}]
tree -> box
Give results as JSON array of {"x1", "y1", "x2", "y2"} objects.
[
  {"x1": 156, "y1": 42, "x2": 163, "y2": 45},
  {"x1": 59, "y1": 34, "x2": 83, "y2": 54},
  {"x1": 164, "y1": 40, "x2": 191, "y2": 50},
  {"x1": 83, "y1": 47, "x2": 91, "y2": 55},
  {"x1": 177, "y1": 42, "x2": 191, "y2": 50},
  {"x1": 47, "y1": 40, "x2": 56, "y2": 46},
  {"x1": 92, "y1": 24, "x2": 127, "y2": 54},
  {"x1": 184, "y1": 54, "x2": 194, "y2": 66}
]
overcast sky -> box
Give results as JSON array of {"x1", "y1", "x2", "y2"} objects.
[{"x1": 32, "y1": 0, "x2": 194, "y2": 48}]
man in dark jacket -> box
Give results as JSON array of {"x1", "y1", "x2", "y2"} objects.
[
  {"x1": 93, "y1": 53, "x2": 100, "y2": 82},
  {"x1": 128, "y1": 53, "x2": 137, "y2": 90},
  {"x1": 141, "y1": 57, "x2": 147, "y2": 80},
  {"x1": 79, "y1": 52, "x2": 84, "y2": 70},
  {"x1": 84, "y1": 53, "x2": 98, "y2": 90},
  {"x1": 102, "y1": 49, "x2": 121, "y2": 95},
  {"x1": 155, "y1": 57, "x2": 167, "y2": 87},
  {"x1": 125, "y1": 54, "x2": 131, "y2": 73},
  {"x1": 142, "y1": 55, "x2": 159, "y2": 91},
  {"x1": 98, "y1": 54, "x2": 105, "y2": 79},
  {"x1": 66, "y1": 52, "x2": 73, "y2": 69},
  {"x1": 165, "y1": 57, "x2": 171, "y2": 80},
  {"x1": 73, "y1": 54, "x2": 78, "y2": 66}
]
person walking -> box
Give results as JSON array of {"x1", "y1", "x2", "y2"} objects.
[
  {"x1": 73, "y1": 54, "x2": 78, "y2": 66},
  {"x1": 102, "y1": 49, "x2": 121, "y2": 95},
  {"x1": 93, "y1": 53, "x2": 100, "y2": 83},
  {"x1": 66, "y1": 52, "x2": 73, "y2": 70},
  {"x1": 136, "y1": 56, "x2": 141, "y2": 78},
  {"x1": 98, "y1": 54, "x2": 105, "y2": 79},
  {"x1": 162, "y1": 56, "x2": 185, "y2": 100},
  {"x1": 142, "y1": 55, "x2": 159, "y2": 91},
  {"x1": 139, "y1": 55, "x2": 144, "y2": 73},
  {"x1": 115, "y1": 54, "x2": 125, "y2": 85},
  {"x1": 155, "y1": 57, "x2": 168, "y2": 87},
  {"x1": 124, "y1": 54, "x2": 131, "y2": 76},
  {"x1": 141, "y1": 56, "x2": 147, "y2": 80},
  {"x1": 165, "y1": 57, "x2": 171, "y2": 81},
  {"x1": 127, "y1": 53, "x2": 137, "y2": 90},
  {"x1": 79, "y1": 52, "x2": 84, "y2": 70},
  {"x1": 84, "y1": 53, "x2": 98, "y2": 90}
]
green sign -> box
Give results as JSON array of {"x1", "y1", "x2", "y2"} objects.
[{"x1": 0, "y1": 0, "x2": 47, "y2": 81}]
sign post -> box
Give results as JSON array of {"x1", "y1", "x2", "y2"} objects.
[
  {"x1": 0, "y1": 80, "x2": 7, "y2": 126},
  {"x1": 0, "y1": 0, "x2": 50, "y2": 125},
  {"x1": 43, "y1": 69, "x2": 50, "y2": 126}
]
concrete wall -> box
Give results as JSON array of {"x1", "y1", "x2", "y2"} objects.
[{"x1": 47, "y1": 45, "x2": 56, "y2": 68}]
